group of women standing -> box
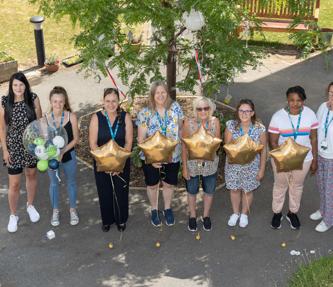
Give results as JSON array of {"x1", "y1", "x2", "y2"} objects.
[
  {"x1": 0, "y1": 72, "x2": 79, "y2": 232},
  {"x1": 1, "y1": 72, "x2": 332, "y2": 235}
]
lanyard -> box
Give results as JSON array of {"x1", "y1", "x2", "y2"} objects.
[
  {"x1": 324, "y1": 109, "x2": 333, "y2": 138},
  {"x1": 156, "y1": 109, "x2": 168, "y2": 136},
  {"x1": 51, "y1": 111, "x2": 64, "y2": 130},
  {"x1": 197, "y1": 120, "x2": 209, "y2": 129},
  {"x1": 104, "y1": 111, "x2": 119, "y2": 140},
  {"x1": 239, "y1": 124, "x2": 253, "y2": 136},
  {"x1": 287, "y1": 108, "x2": 302, "y2": 140}
]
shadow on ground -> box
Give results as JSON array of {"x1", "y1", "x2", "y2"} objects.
[{"x1": 1, "y1": 51, "x2": 333, "y2": 287}]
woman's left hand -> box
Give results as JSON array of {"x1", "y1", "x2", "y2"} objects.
[
  {"x1": 310, "y1": 159, "x2": 318, "y2": 175},
  {"x1": 112, "y1": 171, "x2": 121, "y2": 176},
  {"x1": 256, "y1": 169, "x2": 265, "y2": 181}
]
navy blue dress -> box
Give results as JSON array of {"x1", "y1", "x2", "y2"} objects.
[{"x1": 93, "y1": 110, "x2": 130, "y2": 226}]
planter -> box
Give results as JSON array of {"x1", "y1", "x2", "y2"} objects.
[
  {"x1": 0, "y1": 60, "x2": 18, "y2": 83},
  {"x1": 45, "y1": 64, "x2": 59, "y2": 73}
]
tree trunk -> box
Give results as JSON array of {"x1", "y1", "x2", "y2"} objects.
[{"x1": 167, "y1": 43, "x2": 177, "y2": 100}]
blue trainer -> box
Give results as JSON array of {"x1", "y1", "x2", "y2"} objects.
[
  {"x1": 151, "y1": 209, "x2": 161, "y2": 227},
  {"x1": 164, "y1": 208, "x2": 175, "y2": 226}
]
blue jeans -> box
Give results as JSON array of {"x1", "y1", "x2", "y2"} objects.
[
  {"x1": 48, "y1": 150, "x2": 78, "y2": 209},
  {"x1": 186, "y1": 173, "x2": 217, "y2": 196}
]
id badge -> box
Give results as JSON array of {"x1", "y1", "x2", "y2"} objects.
[{"x1": 321, "y1": 139, "x2": 328, "y2": 150}]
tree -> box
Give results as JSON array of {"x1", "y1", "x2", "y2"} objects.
[{"x1": 31, "y1": 0, "x2": 263, "y2": 99}]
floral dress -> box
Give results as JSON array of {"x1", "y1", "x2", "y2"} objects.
[
  {"x1": 1, "y1": 94, "x2": 38, "y2": 169},
  {"x1": 136, "y1": 101, "x2": 184, "y2": 162},
  {"x1": 224, "y1": 120, "x2": 265, "y2": 192}
]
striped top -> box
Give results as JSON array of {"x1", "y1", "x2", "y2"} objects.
[{"x1": 268, "y1": 106, "x2": 319, "y2": 161}]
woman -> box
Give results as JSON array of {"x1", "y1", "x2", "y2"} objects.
[
  {"x1": 89, "y1": 88, "x2": 133, "y2": 232},
  {"x1": 0, "y1": 72, "x2": 42, "y2": 233},
  {"x1": 224, "y1": 99, "x2": 266, "y2": 228},
  {"x1": 182, "y1": 96, "x2": 221, "y2": 232},
  {"x1": 136, "y1": 81, "x2": 184, "y2": 227},
  {"x1": 269, "y1": 86, "x2": 318, "y2": 230},
  {"x1": 310, "y1": 82, "x2": 333, "y2": 232},
  {"x1": 46, "y1": 86, "x2": 79, "y2": 226}
]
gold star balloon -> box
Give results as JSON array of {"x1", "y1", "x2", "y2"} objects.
[
  {"x1": 224, "y1": 134, "x2": 264, "y2": 165},
  {"x1": 138, "y1": 131, "x2": 177, "y2": 164},
  {"x1": 182, "y1": 126, "x2": 222, "y2": 161},
  {"x1": 269, "y1": 138, "x2": 310, "y2": 172},
  {"x1": 90, "y1": 140, "x2": 131, "y2": 172}
]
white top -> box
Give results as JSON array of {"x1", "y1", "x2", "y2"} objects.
[
  {"x1": 317, "y1": 102, "x2": 333, "y2": 159},
  {"x1": 268, "y1": 106, "x2": 319, "y2": 162}
]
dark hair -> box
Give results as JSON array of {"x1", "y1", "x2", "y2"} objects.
[
  {"x1": 49, "y1": 86, "x2": 72, "y2": 112},
  {"x1": 5, "y1": 72, "x2": 36, "y2": 125},
  {"x1": 326, "y1": 82, "x2": 333, "y2": 95},
  {"x1": 235, "y1": 98, "x2": 257, "y2": 125},
  {"x1": 103, "y1": 88, "x2": 123, "y2": 124},
  {"x1": 286, "y1": 86, "x2": 307, "y2": 101}
]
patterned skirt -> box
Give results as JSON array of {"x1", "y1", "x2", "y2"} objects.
[
  {"x1": 316, "y1": 155, "x2": 333, "y2": 227},
  {"x1": 225, "y1": 155, "x2": 260, "y2": 193}
]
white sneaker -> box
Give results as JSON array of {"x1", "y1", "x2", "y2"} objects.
[
  {"x1": 51, "y1": 209, "x2": 60, "y2": 227},
  {"x1": 310, "y1": 210, "x2": 322, "y2": 221},
  {"x1": 8, "y1": 215, "x2": 19, "y2": 233},
  {"x1": 239, "y1": 214, "x2": 248, "y2": 228},
  {"x1": 315, "y1": 220, "x2": 330, "y2": 232},
  {"x1": 228, "y1": 213, "x2": 240, "y2": 227},
  {"x1": 26, "y1": 204, "x2": 40, "y2": 223},
  {"x1": 70, "y1": 209, "x2": 79, "y2": 226}
]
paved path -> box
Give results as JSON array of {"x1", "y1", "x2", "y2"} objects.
[{"x1": 1, "y1": 51, "x2": 333, "y2": 287}]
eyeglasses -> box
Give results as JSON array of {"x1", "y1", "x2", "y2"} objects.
[
  {"x1": 238, "y1": 109, "x2": 253, "y2": 115},
  {"x1": 196, "y1": 106, "x2": 210, "y2": 112}
]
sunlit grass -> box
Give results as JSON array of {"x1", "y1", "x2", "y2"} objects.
[
  {"x1": 288, "y1": 256, "x2": 333, "y2": 287},
  {"x1": 0, "y1": 0, "x2": 79, "y2": 68}
]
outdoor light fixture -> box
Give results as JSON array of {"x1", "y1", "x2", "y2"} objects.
[
  {"x1": 182, "y1": 9, "x2": 205, "y2": 32},
  {"x1": 30, "y1": 16, "x2": 46, "y2": 67}
]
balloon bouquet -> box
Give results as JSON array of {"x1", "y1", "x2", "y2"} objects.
[{"x1": 23, "y1": 117, "x2": 68, "y2": 177}]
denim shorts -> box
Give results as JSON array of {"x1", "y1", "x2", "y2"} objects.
[{"x1": 185, "y1": 173, "x2": 217, "y2": 195}]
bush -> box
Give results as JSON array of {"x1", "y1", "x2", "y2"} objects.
[{"x1": 0, "y1": 51, "x2": 15, "y2": 63}]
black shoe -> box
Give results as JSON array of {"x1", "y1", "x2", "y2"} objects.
[
  {"x1": 117, "y1": 223, "x2": 126, "y2": 232},
  {"x1": 286, "y1": 212, "x2": 300, "y2": 230},
  {"x1": 271, "y1": 213, "x2": 283, "y2": 229},
  {"x1": 202, "y1": 217, "x2": 212, "y2": 231},
  {"x1": 188, "y1": 217, "x2": 197, "y2": 232},
  {"x1": 102, "y1": 224, "x2": 111, "y2": 232}
]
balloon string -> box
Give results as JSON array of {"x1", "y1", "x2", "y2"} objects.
[
  {"x1": 157, "y1": 168, "x2": 162, "y2": 232},
  {"x1": 56, "y1": 169, "x2": 61, "y2": 183},
  {"x1": 116, "y1": 174, "x2": 127, "y2": 188},
  {"x1": 109, "y1": 174, "x2": 123, "y2": 240}
]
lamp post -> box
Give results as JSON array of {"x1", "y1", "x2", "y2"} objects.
[{"x1": 30, "y1": 16, "x2": 46, "y2": 67}]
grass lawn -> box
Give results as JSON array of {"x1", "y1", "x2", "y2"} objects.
[
  {"x1": 288, "y1": 256, "x2": 333, "y2": 287},
  {"x1": 252, "y1": 0, "x2": 333, "y2": 45},
  {"x1": 0, "y1": 0, "x2": 79, "y2": 68}
]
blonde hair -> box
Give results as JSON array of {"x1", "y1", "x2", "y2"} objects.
[
  {"x1": 148, "y1": 81, "x2": 173, "y2": 111},
  {"x1": 193, "y1": 96, "x2": 216, "y2": 119}
]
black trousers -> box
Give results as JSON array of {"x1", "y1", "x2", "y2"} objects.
[{"x1": 94, "y1": 159, "x2": 130, "y2": 226}]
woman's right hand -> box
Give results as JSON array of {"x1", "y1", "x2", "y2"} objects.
[
  {"x1": 3, "y1": 150, "x2": 11, "y2": 166},
  {"x1": 182, "y1": 167, "x2": 190, "y2": 180},
  {"x1": 152, "y1": 163, "x2": 162, "y2": 169}
]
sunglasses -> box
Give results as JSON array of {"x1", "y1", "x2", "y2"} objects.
[{"x1": 196, "y1": 106, "x2": 210, "y2": 112}]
